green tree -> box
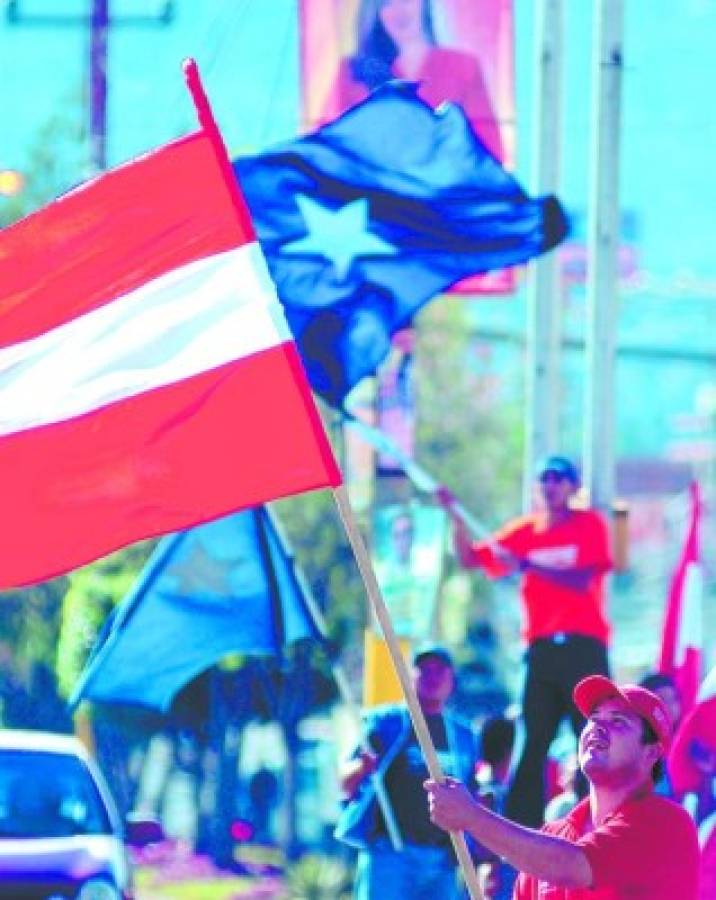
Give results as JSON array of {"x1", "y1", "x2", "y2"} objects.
[
  {"x1": 0, "y1": 579, "x2": 68, "y2": 675},
  {"x1": 56, "y1": 541, "x2": 155, "y2": 700},
  {"x1": 274, "y1": 481, "x2": 365, "y2": 654},
  {"x1": 415, "y1": 298, "x2": 523, "y2": 523},
  {"x1": 0, "y1": 92, "x2": 86, "y2": 228}
]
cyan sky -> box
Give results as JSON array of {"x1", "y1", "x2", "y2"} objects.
[{"x1": 3, "y1": 1, "x2": 716, "y2": 279}]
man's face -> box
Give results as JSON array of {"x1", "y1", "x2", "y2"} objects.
[
  {"x1": 539, "y1": 471, "x2": 576, "y2": 512},
  {"x1": 414, "y1": 656, "x2": 454, "y2": 710},
  {"x1": 578, "y1": 698, "x2": 659, "y2": 787},
  {"x1": 391, "y1": 515, "x2": 414, "y2": 565}
]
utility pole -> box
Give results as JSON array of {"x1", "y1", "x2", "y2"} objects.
[
  {"x1": 6, "y1": 1, "x2": 175, "y2": 173},
  {"x1": 522, "y1": 0, "x2": 564, "y2": 512},
  {"x1": 583, "y1": 0, "x2": 624, "y2": 510},
  {"x1": 89, "y1": 0, "x2": 109, "y2": 171}
]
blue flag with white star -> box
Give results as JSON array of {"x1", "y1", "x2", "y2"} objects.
[
  {"x1": 70, "y1": 507, "x2": 321, "y2": 712},
  {"x1": 234, "y1": 82, "x2": 568, "y2": 405}
]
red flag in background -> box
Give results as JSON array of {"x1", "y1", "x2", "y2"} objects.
[
  {"x1": 658, "y1": 481, "x2": 704, "y2": 714},
  {"x1": 0, "y1": 60, "x2": 341, "y2": 589}
]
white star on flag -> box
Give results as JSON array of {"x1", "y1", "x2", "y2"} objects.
[{"x1": 282, "y1": 195, "x2": 396, "y2": 280}]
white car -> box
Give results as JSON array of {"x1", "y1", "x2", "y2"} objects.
[{"x1": 0, "y1": 729, "x2": 134, "y2": 899}]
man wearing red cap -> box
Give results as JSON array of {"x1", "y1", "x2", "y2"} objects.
[{"x1": 424, "y1": 675, "x2": 700, "y2": 898}]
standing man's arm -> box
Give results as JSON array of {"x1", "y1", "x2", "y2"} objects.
[
  {"x1": 435, "y1": 487, "x2": 522, "y2": 576},
  {"x1": 516, "y1": 558, "x2": 598, "y2": 591},
  {"x1": 424, "y1": 778, "x2": 594, "y2": 889},
  {"x1": 517, "y1": 508, "x2": 613, "y2": 590}
]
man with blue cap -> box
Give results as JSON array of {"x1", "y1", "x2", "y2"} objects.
[{"x1": 437, "y1": 455, "x2": 613, "y2": 828}]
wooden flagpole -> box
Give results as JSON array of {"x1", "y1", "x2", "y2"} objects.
[{"x1": 332, "y1": 484, "x2": 484, "y2": 900}]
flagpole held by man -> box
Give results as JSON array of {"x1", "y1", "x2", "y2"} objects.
[{"x1": 333, "y1": 484, "x2": 484, "y2": 899}]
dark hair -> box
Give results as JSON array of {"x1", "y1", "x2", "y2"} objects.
[
  {"x1": 640, "y1": 718, "x2": 665, "y2": 783},
  {"x1": 638, "y1": 672, "x2": 677, "y2": 695},
  {"x1": 351, "y1": 0, "x2": 436, "y2": 90},
  {"x1": 480, "y1": 716, "x2": 515, "y2": 768}
]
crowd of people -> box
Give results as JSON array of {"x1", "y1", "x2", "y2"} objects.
[{"x1": 335, "y1": 455, "x2": 714, "y2": 898}]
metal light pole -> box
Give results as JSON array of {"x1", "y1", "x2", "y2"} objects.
[
  {"x1": 89, "y1": 0, "x2": 109, "y2": 172},
  {"x1": 583, "y1": 0, "x2": 624, "y2": 510},
  {"x1": 522, "y1": 0, "x2": 565, "y2": 512}
]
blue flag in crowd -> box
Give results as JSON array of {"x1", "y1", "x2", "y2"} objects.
[
  {"x1": 70, "y1": 507, "x2": 321, "y2": 713},
  {"x1": 234, "y1": 82, "x2": 568, "y2": 405}
]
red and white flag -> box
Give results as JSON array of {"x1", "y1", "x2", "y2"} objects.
[
  {"x1": 658, "y1": 481, "x2": 704, "y2": 713},
  {"x1": 0, "y1": 60, "x2": 342, "y2": 589}
]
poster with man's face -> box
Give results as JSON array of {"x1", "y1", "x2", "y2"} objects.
[
  {"x1": 372, "y1": 502, "x2": 447, "y2": 639},
  {"x1": 299, "y1": 0, "x2": 517, "y2": 293}
]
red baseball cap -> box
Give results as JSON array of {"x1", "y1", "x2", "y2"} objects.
[{"x1": 573, "y1": 675, "x2": 673, "y2": 751}]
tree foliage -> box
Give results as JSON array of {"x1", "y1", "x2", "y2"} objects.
[
  {"x1": 273, "y1": 485, "x2": 366, "y2": 656},
  {"x1": 0, "y1": 579, "x2": 68, "y2": 675},
  {"x1": 0, "y1": 96, "x2": 87, "y2": 228},
  {"x1": 55, "y1": 542, "x2": 156, "y2": 700},
  {"x1": 415, "y1": 298, "x2": 523, "y2": 524}
]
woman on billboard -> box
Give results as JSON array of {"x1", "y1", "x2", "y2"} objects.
[{"x1": 323, "y1": 0, "x2": 504, "y2": 160}]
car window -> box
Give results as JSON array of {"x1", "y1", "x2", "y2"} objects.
[{"x1": 0, "y1": 749, "x2": 113, "y2": 838}]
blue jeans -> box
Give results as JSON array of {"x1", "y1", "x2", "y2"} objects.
[{"x1": 353, "y1": 838, "x2": 463, "y2": 900}]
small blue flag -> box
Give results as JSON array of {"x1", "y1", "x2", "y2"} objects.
[
  {"x1": 70, "y1": 507, "x2": 321, "y2": 712},
  {"x1": 234, "y1": 82, "x2": 568, "y2": 405}
]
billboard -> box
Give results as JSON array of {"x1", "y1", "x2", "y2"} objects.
[
  {"x1": 372, "y1": 502, "x2": 448, "y2": 639},
  {"x1": 299, "y1": 0, "x2": 516, "y2": 294}
]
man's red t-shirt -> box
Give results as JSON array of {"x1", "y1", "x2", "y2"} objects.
[
  {"x1": 513, "y1": 790, "x2": 700, "y2": 899},
  {"x1": 467, "y1": 509, "x2": 612, "y2": 644}
]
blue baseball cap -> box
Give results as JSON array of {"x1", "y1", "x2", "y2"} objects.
[{"x1": 537, "y1": 455, "x2": 580, "y2": 484}]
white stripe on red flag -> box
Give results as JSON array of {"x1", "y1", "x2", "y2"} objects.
[
  {"x1": 0, "y1": 130, "x2": 341, "y2": 588},
  {"x1": 0, "y1": 245, "x2": 291, "y2": 434}
]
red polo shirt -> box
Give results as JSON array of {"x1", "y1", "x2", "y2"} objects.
[
  {"x1": 513, "y1": 788, "x2": 700, "y2": 899},
  {"x1": 467, "y1": 509, "x2": 612, "y2": 644}
]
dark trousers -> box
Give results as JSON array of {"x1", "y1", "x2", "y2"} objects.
[{"x1": 504, "y1": 634, "x2": 609, "y2": 828}]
